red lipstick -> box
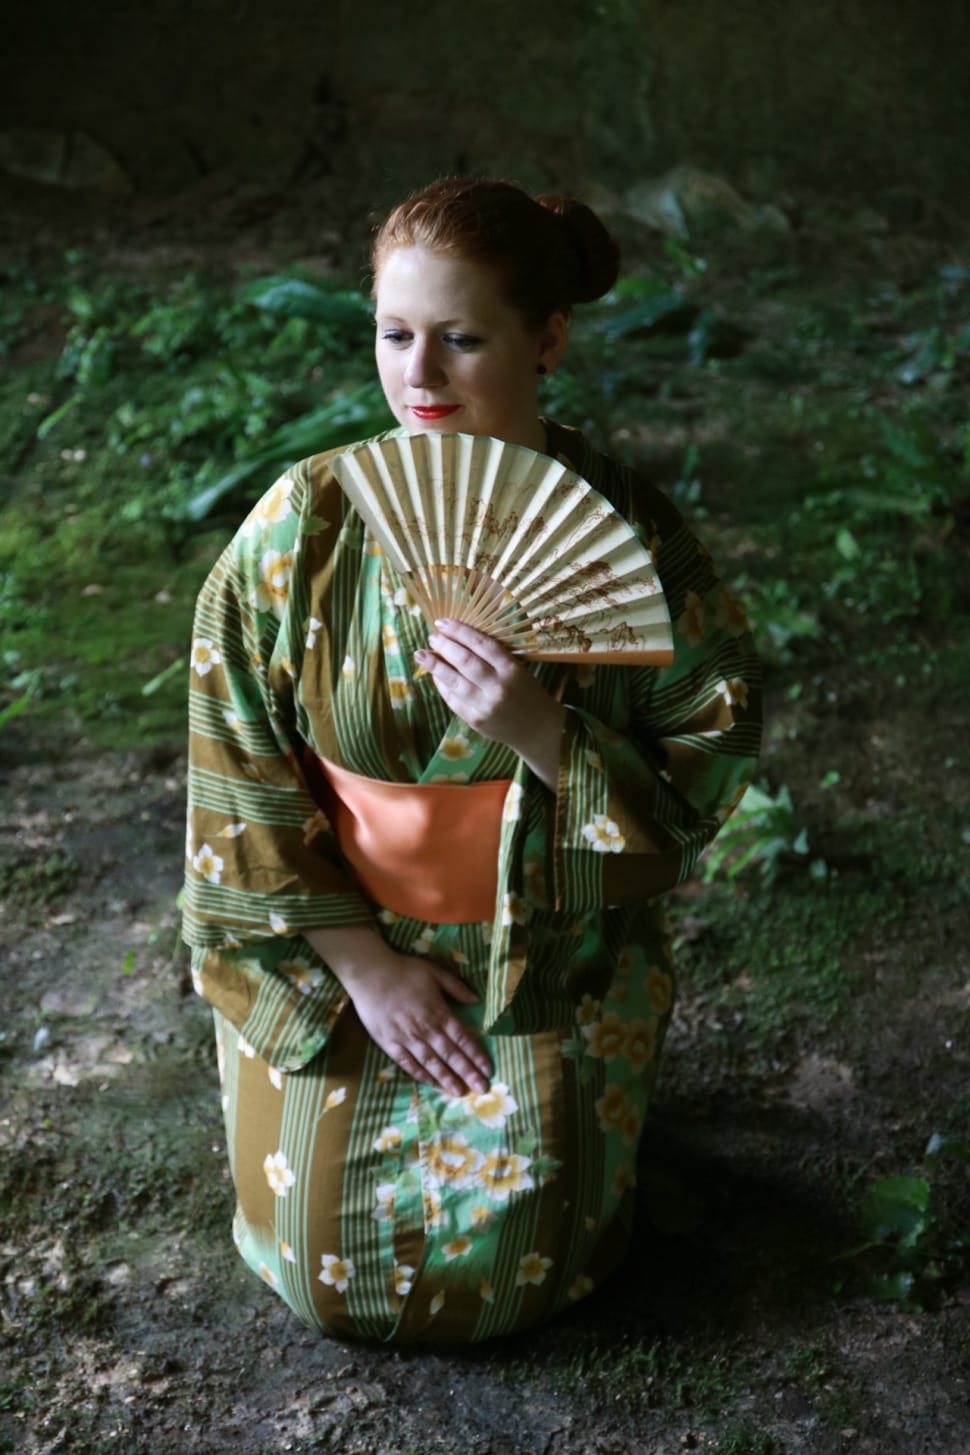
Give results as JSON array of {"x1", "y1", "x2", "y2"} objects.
[{"x1": 410, "y1": 405, "x2": 461, "y2": 421}]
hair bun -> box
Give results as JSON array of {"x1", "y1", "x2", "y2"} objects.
[{"x1": 537, "y1": 194, "x2": 621, "y2": 304}]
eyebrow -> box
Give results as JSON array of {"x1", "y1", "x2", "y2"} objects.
[{"x1": 376, "y1": 315, "x2": 473, "y2": 327}]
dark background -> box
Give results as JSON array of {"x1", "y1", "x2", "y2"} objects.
[{"x1": 2, "y1": 0, "x2": 968, "y2": 210}]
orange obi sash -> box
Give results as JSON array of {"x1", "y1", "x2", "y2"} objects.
[{"x1": 303, "y1": 752, "x2": 512, "y2": 924}]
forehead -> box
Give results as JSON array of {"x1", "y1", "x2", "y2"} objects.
[{"x1": 375, "y1": 245, "x2": 512, "y2": 321}]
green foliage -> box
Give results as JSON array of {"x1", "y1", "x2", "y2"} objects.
[
  {"x1": 0, "y1": 692, "x2": 30, "y2": 731},
  {"x1": 839, "y1": 1135, "x2": 970, "y2": 1310},
  {"x1": 726, "y1": 400, "x2": 963, "y2": 667},
  {"x1": 0, "y1": 850, "x2": 79, "y2": 908},
  {"x1": 241, "y1": 274, "x2": 374, "y2": 330},
  {"x1": 175, "y1": 379, "x2": 392, "y2": 525},
  {"x1": 0, "y1": 262, "x2": 400, "y2": 743},
  {"x1": 595, "y1": 275, "x2": 694, "y2": 339},
  {"x1": 38, "y1": 266, "x2": 391, "y2": 527},
  {"x1": 894, "y1": 313, "x2": 970, "y2": 387},
  {"x1": 702, "y1": 781, "x2": 820, "y2": 885},
  {"x1": 732, "y1": 574, "x2": 822, "y2": 663},
  {"x1": 671, "y1": 876, "x2": 872, "y2": 1057},
  {"x1": 0, "y1": 260, "x2": 59, "y2": 355}
]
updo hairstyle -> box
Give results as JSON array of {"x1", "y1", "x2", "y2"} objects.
[{"x1": 371, "y1": 177, "x2": 621, "y2": 329}]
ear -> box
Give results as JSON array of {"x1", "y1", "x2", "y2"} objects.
[{"x1": 537, "y1": 311, "x2": 569, "y2": 373}]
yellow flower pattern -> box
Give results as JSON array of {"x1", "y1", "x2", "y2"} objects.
[
  {"x1": 716, "y1": 587, "x2": 750, "y2": 636},
  {"x1": 462, "y1": 1082, "x2": 518, "y2": 1129},
  {"x1": 477, "y1": 1150, "x2": 534, "y2": 1202},
  {"x1": 677, "y1": 588, "x2": 706, "y2": 646},
  {"x1": 387, "y1": 675, "x2": 412, "y2": 709},
  {"x1": 183, "y1": 423, "x2": 762, "y2": 1342},
  {"x1": 644, "y1": 967, "x2": 673, "y2": 1015},
  {"x1": 252, "y1": 476, "x2": 295, "y2": 525},
  {"x1": 251, "y1": 549, "x2": 294, "y2": 618},
  {"x1": 373, "y1": 1125, "x2": 403, "y2": 1154},
  {"x1": 440, "y1": 733, "x2": 474, "y2": 760},
  {"x1": 516, "y1": 1251, "x2": 553, "y2": 1286},
  {"x1": 584, "y1": 1011, "x2": 626, "y2": 1061}
]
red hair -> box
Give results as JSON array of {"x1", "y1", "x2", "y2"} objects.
[{"x1": 371, "y1": 177, "x2": 620, "y2": 327}]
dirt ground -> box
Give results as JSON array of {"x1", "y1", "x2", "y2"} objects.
[{"x1": 1, "y1": 177, "x2": 969, "y2": 1455}]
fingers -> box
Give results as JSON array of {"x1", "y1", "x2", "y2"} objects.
[
  {"x1": 346, "y1": 947, "x2": 493, "y2": 1097},
  {"x1": 414, "y1": 625, "x2": 516, "y2": 723},
  {"x1": 387, "y1": 1034, "x2": 490, "y2": 1097},
  {"x1": 427, "y1": 962, "x2": 479, "y2": 1004},
  {"x1": 413, "y1": 648, "x2": 470, "y2": 700},
  {"x1": 433, "y1": 617, "x2": 510, "y2": 665},
  {"x1": 417, "y1": 1024, "x2": 492, "y2": 1096},
  {"x1": 427, "y1": 619, "x2": 516, "y2": 680},
  {"x1": 383, "y1": 1009, "x2": 492, "y2": 1097},
  {"x1": 390, "y1": 1048, "x2": 440, "y2": 1092}
]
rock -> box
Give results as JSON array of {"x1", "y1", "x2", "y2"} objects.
[
  {"x1": 624, "y1": 173, "x2": 690, "y2": 238},
  {"x1": 0, "y1": 128, "x2": 132, "y2": 193},
  {"x1": 574, "y1": 179, "x2": 625, "y2": 219},
  {"x1": 624, "y1": 164, "x2": 791, "y2": 242}
]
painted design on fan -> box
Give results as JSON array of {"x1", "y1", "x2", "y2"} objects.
[{"x1": 329, "y1": 433, "x2": 676, "y2": 665}]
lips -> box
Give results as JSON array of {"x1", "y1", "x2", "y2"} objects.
[{"x1": 410, "y1": 405, "x2": 461, "y2": 421}]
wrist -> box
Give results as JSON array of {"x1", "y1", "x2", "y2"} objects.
[{"x1": 303, "y1": 924, "x2": 391, "y2": 987}]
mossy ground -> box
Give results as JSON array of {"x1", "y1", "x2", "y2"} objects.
[{"x1": 0, "y1": 183, "x2": 967, "y2": 1454}]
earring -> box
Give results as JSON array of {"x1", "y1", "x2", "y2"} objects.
[{"x1": 536, "y1": 363, "x2": 547, "y2": 376}]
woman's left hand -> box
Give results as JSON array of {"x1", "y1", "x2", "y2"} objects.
[{"x1": 415, "y1": 618, "x2": 565, "y2": 790}]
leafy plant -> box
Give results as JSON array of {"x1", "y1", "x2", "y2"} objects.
[
  {"x1": 595, "y1": 275, "x2": 695, "y2": 340},
  {"x1": 731, "y1": 575, "x2": 822, "y2": 663},
  {"x1": 838, "y1": 1134, "x2": 970, "y2": 1309},
  {"x1": 810, "y1": 411, "x2": 955, "y2": 523},
  {"x1": 702, "y1": 781, "x2": 821, "y2": 884},
  {"x1": 241, "y1": 275, "x2": 374, "y2": 333},
  {"x1": 173, "y1": 380, "x2": 392, "y2": 525},
  {"x1": 160, "y1": 274, "x2": 394, "y2": 526},
  {"x1": 0, "y1": 694, "x2": 29, "y2": 730}
]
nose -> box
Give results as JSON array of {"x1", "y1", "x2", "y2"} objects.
[{"x1": 403, "y1": 336, "x2": 446, "y2": 390}]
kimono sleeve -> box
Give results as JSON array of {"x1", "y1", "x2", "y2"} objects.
[
  {"x1": 181, "y1": 466, "x2": 373, "y2": 1069},
  {"x1": 548, "y1": 485, "x2": 762, "y2": 910}
]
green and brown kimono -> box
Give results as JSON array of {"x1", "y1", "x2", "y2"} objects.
[{"x1": 182, "y1": 419, "x2": 761, "y2": 1342}]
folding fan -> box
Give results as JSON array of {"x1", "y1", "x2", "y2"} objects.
[{"x1": 329, "y1": 432, "x2": 674, "y2": 665}]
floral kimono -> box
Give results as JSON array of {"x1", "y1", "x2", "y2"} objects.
[{"x1": 182, "y1": 418, "x2": 761, "y2": 1341}]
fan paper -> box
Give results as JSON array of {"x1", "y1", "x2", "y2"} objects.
[{"x1": 329, "y1": 432, "x2": 674, "y2": 665}]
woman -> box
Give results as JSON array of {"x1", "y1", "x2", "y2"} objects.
[{"x1": 183, "y1": 178, "x2": 761, "y2": 1342}]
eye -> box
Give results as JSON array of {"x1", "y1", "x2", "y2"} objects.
[
  {"x1": 380, "y1": 328, "x2": 411, "y2": 346},
  {"x1": 444, "y1": 333, "x2": 483, "y2": 351}
]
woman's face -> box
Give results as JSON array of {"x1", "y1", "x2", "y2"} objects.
[{"x1": 374, "y1": 245, "x2": 566, "y2": 453}]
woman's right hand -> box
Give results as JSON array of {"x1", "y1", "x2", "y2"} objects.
[{"x1": 304, "y1": 925, "x2": 492, "y2": 1096}]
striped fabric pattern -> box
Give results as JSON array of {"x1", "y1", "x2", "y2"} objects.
[{"x1": 183, "y1": 419, "x2": 761, "y2": 1338}]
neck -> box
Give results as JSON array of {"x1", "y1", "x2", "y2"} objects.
[{"x1": 510, "y1": 416, "x2": 549, "y2": 456}]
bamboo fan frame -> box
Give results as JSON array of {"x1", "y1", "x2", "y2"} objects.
[{"x1": 329, "y1": 432, "x2": 675, "y2": 665}]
